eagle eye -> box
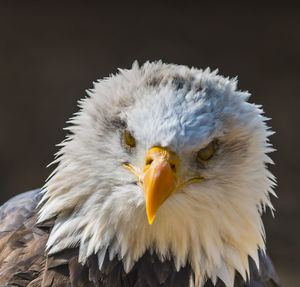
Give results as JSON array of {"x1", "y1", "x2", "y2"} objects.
[
  {"x1": 124, "y1": 130, "x2": 136, "y2": 148},
  {"x1": 197, "y1": 140, "x2": 218, "y2": 162}
]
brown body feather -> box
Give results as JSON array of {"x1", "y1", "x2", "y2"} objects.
[{"x1": 0, "y1": 190, "x2": 281, "y2": 287}]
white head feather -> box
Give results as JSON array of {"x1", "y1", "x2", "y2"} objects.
[{"x1": 38, "y1": 61, "x2": 276, "y2": 287}]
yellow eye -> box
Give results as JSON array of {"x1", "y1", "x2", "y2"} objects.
[
  {"x1": 197, "y1": 140, "x2": 217, "y2": 162},
  {"x1": 124, "y1": 130, "x2": 136, "y2": 148}
]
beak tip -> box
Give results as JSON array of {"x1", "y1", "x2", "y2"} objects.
[{"x1": 147, "y1": 213, "x2": 156, "y2": 225}]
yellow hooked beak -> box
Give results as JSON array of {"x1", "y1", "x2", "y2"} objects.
[
  {"x1": 142, "y1": 147, "x2": 179, "y2": 224},
  {"x1": 123, "y1": 147, "x2": 204, "y2": 224}
]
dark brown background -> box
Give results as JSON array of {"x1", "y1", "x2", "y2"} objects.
[{"x1": 0, "y1": 1, "x2": 299, "y2": 285}]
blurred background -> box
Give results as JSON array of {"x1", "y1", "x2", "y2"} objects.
[{"x1": 0, "y1": 1, "x2": 299, "y2": 285}]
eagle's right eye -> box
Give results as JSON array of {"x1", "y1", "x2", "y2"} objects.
[{"x1": 124, "y1": 130, "x2": 136, "y2": 148}]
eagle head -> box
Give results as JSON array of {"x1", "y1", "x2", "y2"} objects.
[{"x1": 38, "y1": 61, "x2": 275, "y2": 287}]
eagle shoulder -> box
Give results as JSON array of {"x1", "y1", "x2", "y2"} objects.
[
  {"x1": 0, "y1": 189, "x2": 50, "y2": 286},
  {"x1": 0, "y1": 189, "x2": 42, "y2": 235}
]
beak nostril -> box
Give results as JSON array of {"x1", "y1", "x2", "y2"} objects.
[
  {"x1": 145, "y1": 158, "x2": 153, "y2": 166},
  {"x1": 170, "y1": 163, "x2": 176, "y2": 172}
]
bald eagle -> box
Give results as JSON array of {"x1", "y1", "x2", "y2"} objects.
[{"x1": 0, "y1": 62, "x2": 280, "y2": 287}]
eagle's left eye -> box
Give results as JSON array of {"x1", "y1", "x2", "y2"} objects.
[
  {"x1": 197, "y1": 140, "x2": 218, "y2": 162},
  {"x1": 124, "y1": 130, "x2": 136, "y2": 148}
]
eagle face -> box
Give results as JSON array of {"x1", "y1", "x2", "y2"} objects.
[{"x1": 39, "y1": 62, "x2": 275, "y2": 286}]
